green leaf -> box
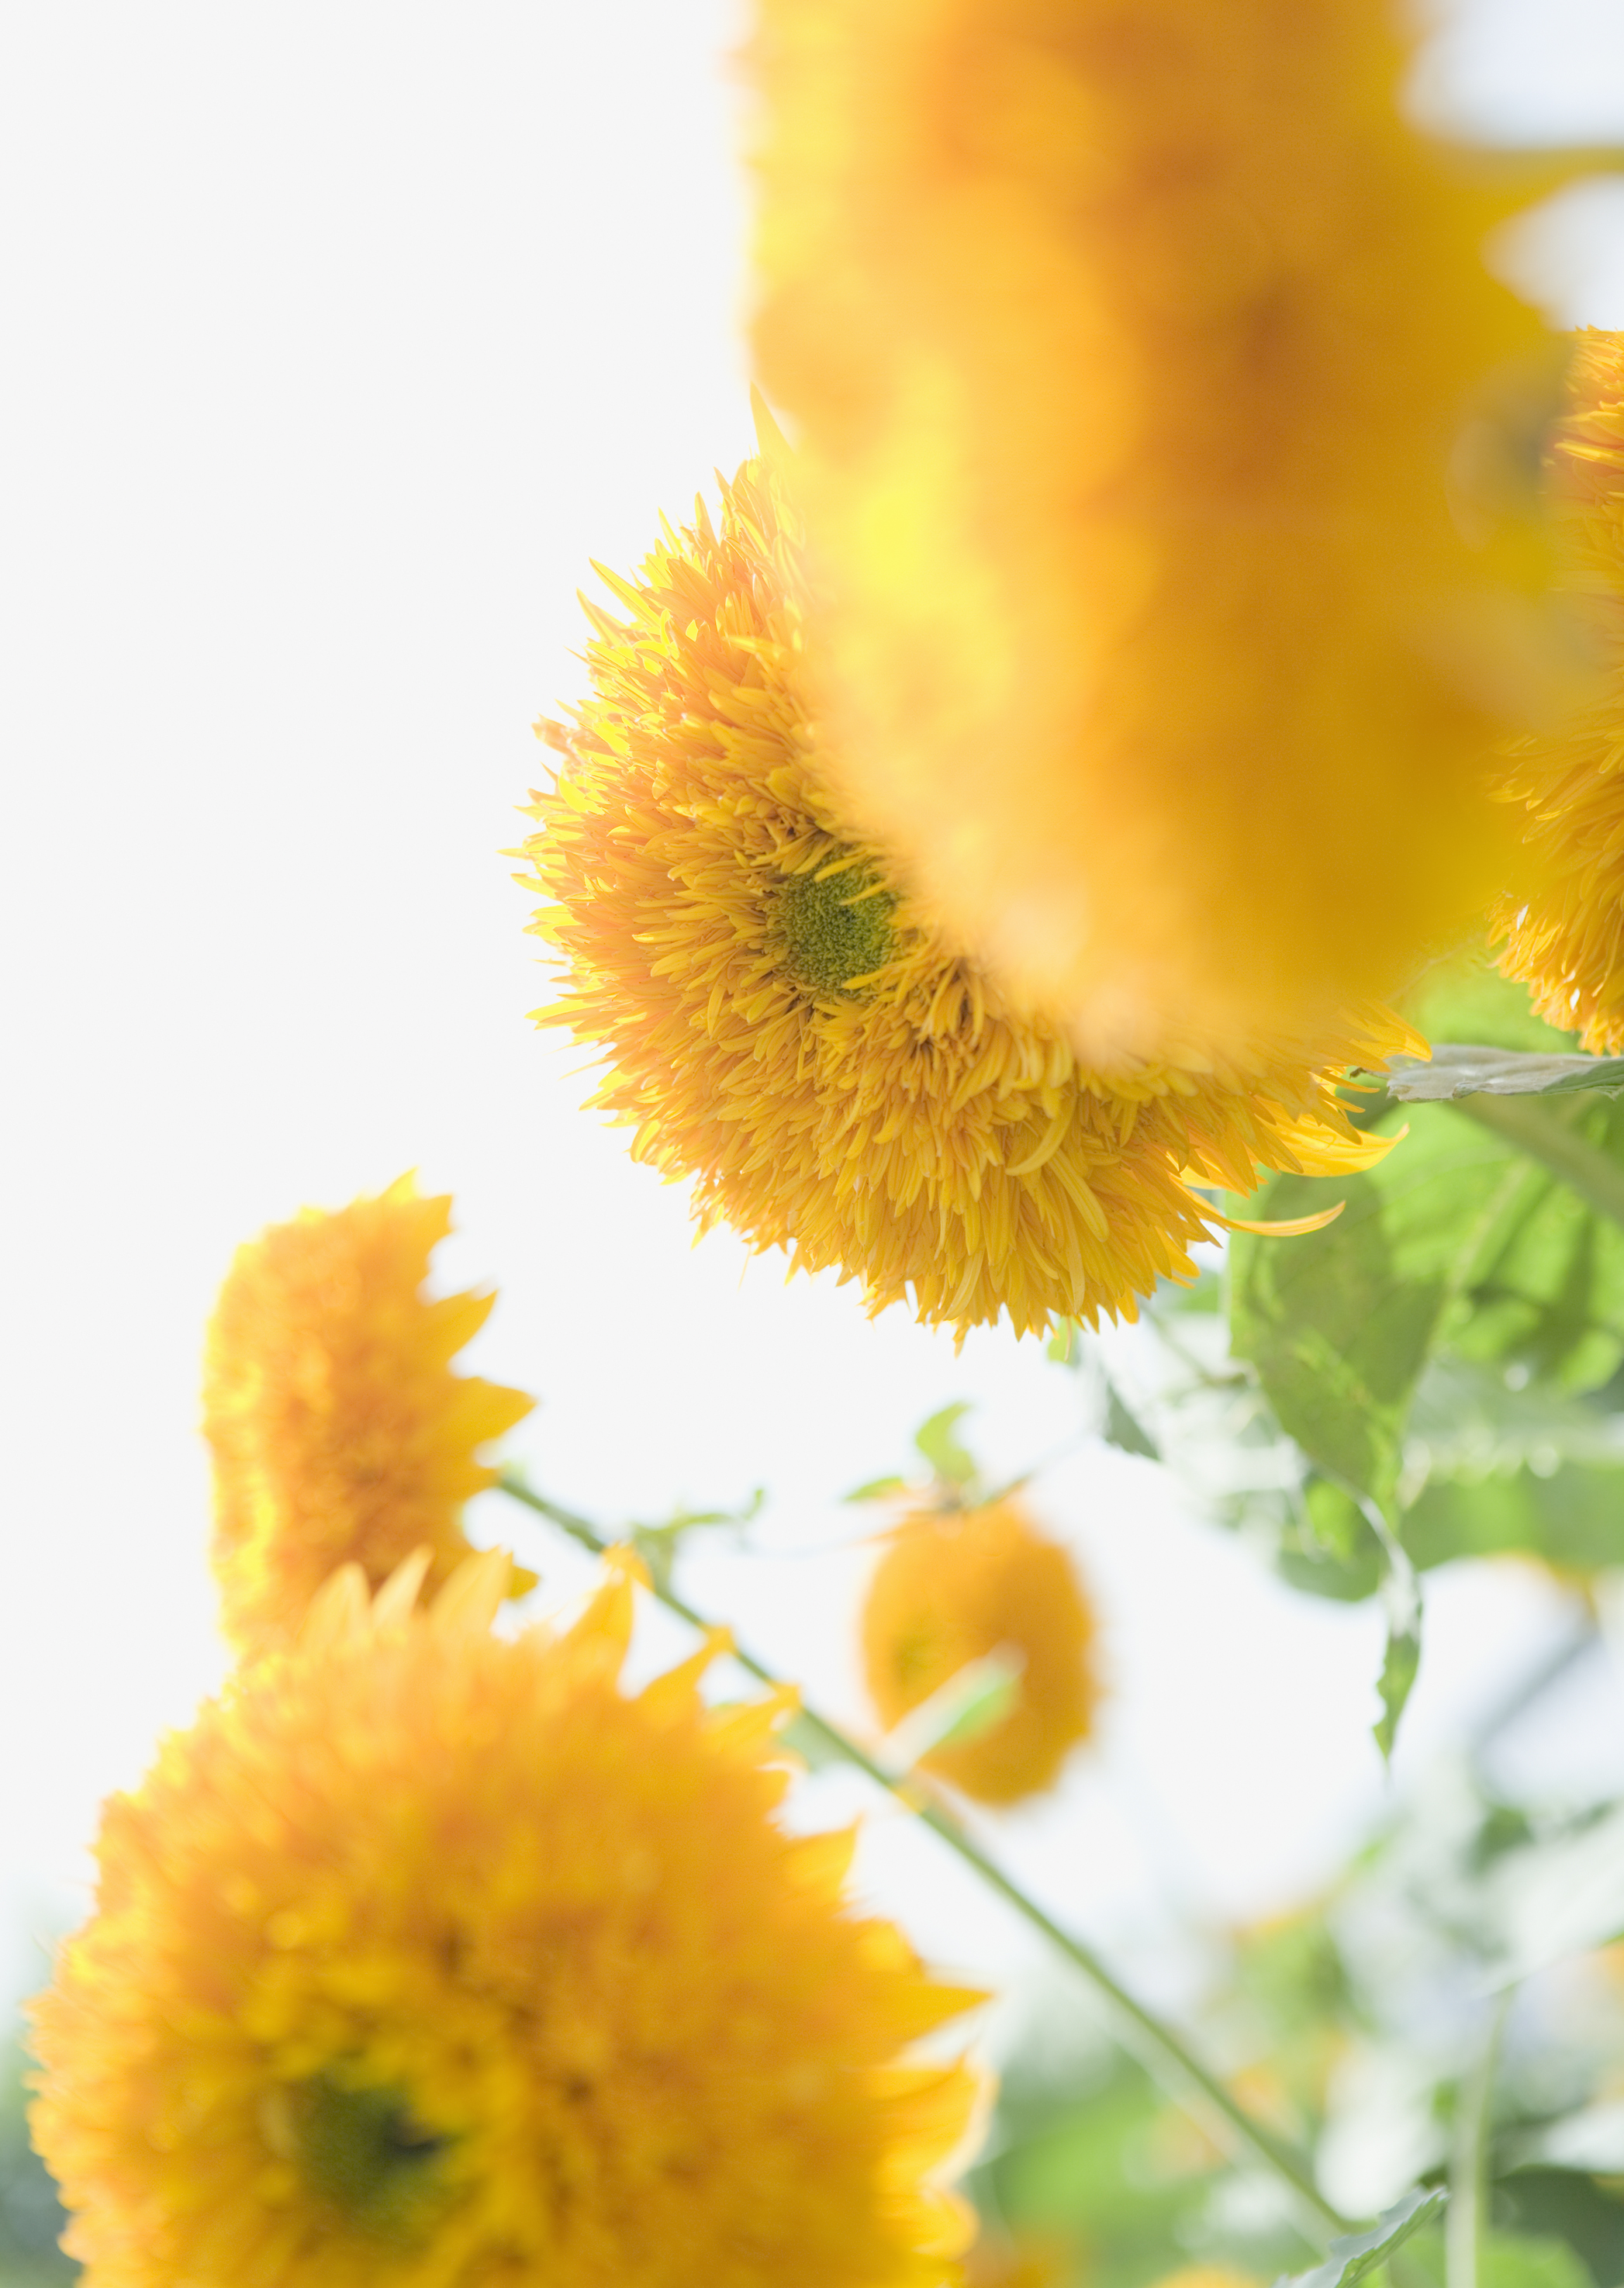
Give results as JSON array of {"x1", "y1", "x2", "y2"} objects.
[
  {"x1": 1494, "y1": 2172, "x2": 1624, "y2": 2288},
  {"x1": 1374, "y1": 1626, "x2": 1422, "y2": 1762},
  {"x1": 1406, "y1": 1461, "x2": 1624, "y2": 1574},
  {"x1": 1469, "y1": 2235, "x2": 1594, "y2": 2288},
  {"x1": 1402, "y1": 1356, "x2": 1624, "y2": 1574},
  {"x1": 1275, "y1": 1478, "x2": 1385, "y2": 1602},
  {"x1": 1229, "y1": 1108, "x2": 1532, "y2": 1509},
  {"x1": 914, "y1": 1403, "x2": 979, "y2": 1488},
  {"x1": 1273, "y1": 2185, "x2": 1446, "y2": 2288},
  {"x1": 843, "y1": 1474, "x2": 908, "y2": 1504},
  {"x1": 1273, "y1": 1361, "x2": 1624, "y2": 1593},
  {"x1": 1401, "y1": 2229, "x2": 1594, "y2": 2288},
  {"x1": 1383, "y1": 1045, "x2": 1624, "y2": 1101},
  {"x1": 1411, "y1": 1353, "x2": 1624, "y2": 1467},
  {"x1": 1454, "y1": 1122, "x2": 1624, "y2": 1395},
  {"x1": 1104, "y1": 1384, "x2": 1160, "y2": 1460},
  {"x1": 1232, "y1": 1099, "x2": 1624, "y2": 1516}
]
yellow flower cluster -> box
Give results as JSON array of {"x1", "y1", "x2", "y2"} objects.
[
  {"x1": 31, "y1": 1554, "x2": 982, "y2": 2288},
  {"x1": 1497, "y1": 331, "x2": 1624, "y2": 1049},
  {"x1": 861, "y1": 1502, "x2": 1097, "y2": 1806},
  {"x1": 750, "y1": 0, "x2": 1554, "y2": 1065},
  {"x1": 202, "y1": 1177, "x2": 535, "y2": 1657},
  {"x1": 520, "y1": 449, "x2": 1416, "y2": 1339}
]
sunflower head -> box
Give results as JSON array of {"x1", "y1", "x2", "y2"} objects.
[
  {"x1": 748, "y1": 0, "x2": 1562, "y2": 1063},
  {"x1": 30, "y1": 1552, "x2": 984, "y2": 2288},
  {"x1": 519, "y1": 449, "x2": 1417, "y2": 1340},
  {"x1": 202, "y1": 1176, "x2": 535, "y2": 1658},
  {"x1": 861, "y1": 1500, "x2": 1099, "y2": 1806},
  {"x1": 1496, "y1": 330, "x2": 1624, "y2": 1050}
]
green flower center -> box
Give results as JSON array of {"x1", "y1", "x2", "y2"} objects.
[
  {"x1": 772, "y1": 866, "x2": 897, "y2": 997},
  {"x1": 292, "y1": 2074, "x2": 450, "y2": 2237}
]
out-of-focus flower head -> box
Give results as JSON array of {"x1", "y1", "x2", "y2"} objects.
[
  {"x1": 750, "y1": 0, "x2": 1568, "y2": 1066},
  {"x1": 202, "y1": 1176, "x2": 535, "y2": 1658},
  {"x1": 30, "y1": 1550, "x2": 984, "y2": 2288},
  {"x1": 518, "y1": 444, "x2": 1416, "y2": 1341},
  {"x1": 1497, "y1": 331, "x2": 1624, "y2": 1049},
  {"x1": 1143, "y1": 2269, "x2": 1263, "y2": 2288},
  {"x1": 861, "y1": 1499, "x2": 1098, "y2": 1805},
  {"x1": 963, "y1": 2228, "x2": 1070, "y2": 2288}
]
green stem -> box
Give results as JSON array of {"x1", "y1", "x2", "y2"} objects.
[
  {"x1": 498, "y1": 1471, "x2": 1350, "y2": 2241},
  {"x1": 1446, "y1": 1989, "x2": 1512, "y2": 2288},
  {"x1": 1450, "y1": 1096, "x2": 1624, "y2": 1231}
]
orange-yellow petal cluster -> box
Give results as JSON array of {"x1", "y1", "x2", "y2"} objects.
[
  {"x1": 519, "y1": 451, "x2": 1418, "y2": 1340},
  {"x1": 202, "y1": 1177, "x2": 535, "y2": 1657},
  {"x1": 749, "y1": 0, "x2": 1558, "y2": 1066},
  {"x1": 30, "y1": 1556, "x2": 983, "y2": 2288},
  {"x1": 1497, "y1": 331, "x2": 1624, "y2": 1049},
  {"x1": 861, "y1": 1501, "x2": 1098, "y2": 1805}
]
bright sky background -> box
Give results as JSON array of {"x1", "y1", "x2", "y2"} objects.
[{"x1": 2, "y1": 0, "x2": 1624, "y2": 2048}]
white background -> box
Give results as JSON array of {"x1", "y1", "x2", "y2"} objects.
[{"x1": 2, "y1": 0, "x2": 1622, "y2": 2034}]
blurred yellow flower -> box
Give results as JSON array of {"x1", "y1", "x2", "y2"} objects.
[
  {"x1": 520, "y1": 450, "x2": 1415, "y2": 1339},
  {"x1": 202, "y1": 1177, "x2": 534, "y2": 1657},
  {"x1": 964, "y1": 2228, "x2": 1070, "y2": 2288},
  {"x1": 1497, "y1": 331, "x2": 1624, "y2": 1049},
  {"x1": 1145, "y1": 2270, "x2": 1261, "y2": 2288},
  {"x1": 861, "y1": 1501, "x2": 1098, "y2": 1805},
  {"x1": 751, "y1": 0, "x2": 1557, "y2": 1066},
  {"x1": 30, "y1": 1553, "x2": 983, "y2": 2288}
]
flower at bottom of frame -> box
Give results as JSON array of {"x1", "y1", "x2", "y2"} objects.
[{"x1": 29, "y1": 1559, "x2": 983, "y2": 2288}]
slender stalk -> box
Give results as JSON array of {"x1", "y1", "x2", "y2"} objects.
[
  {"x1": 1447, "y1": 1990, "x2": 1512, "y2": 2288},
  {"x1": 1450, "y1": 1096, "x2": 1624, "y2": 1232},
  {"x1": 499, "y1": 1471, "x2": 1351, "y2": 2241}
]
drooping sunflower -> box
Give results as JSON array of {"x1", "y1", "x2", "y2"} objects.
[
  {"x1": 519, "y1": 447, "x2": 1418, "y2": 1339},
  {"x1": 860, "y1": 1500, "x2": 1097, "y2": 1806},
  {"x1": 202, "y1": 1177, "x2": 535, "y2": 1657},
  {"x1": 30, "y1": 1550, "x2": 983, "y2": 2288},
  {"x1": 1496, "y1": 331, "x2": 1624, "y2": 1049},
  {"x1": 749, "y1": 0, "x2": 1561, "y2": 1066}
]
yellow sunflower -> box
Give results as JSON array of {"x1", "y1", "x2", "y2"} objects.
[
  {"x1": 749, "y1": 0, "x2": 1560, "y2": 1066},
  {"x1": 202, "y1": 1177, "x2": 535, "y2": 1658},
  {"x1": 861, "y1": 1501, "x2": 1097, "y2": 1806},
  {"x1": 1497, "y1": 331, "x2": 1624, "y2": 1049},
  {"x1": 29, "y1": 1551, "x2": 983, "y2": 2288},
  {"x1": 519, "y1": 448, "x2": 1418, "y2": 1339}
]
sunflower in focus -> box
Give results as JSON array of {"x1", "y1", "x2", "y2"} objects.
[
  {"x1": 861, "y1": 1500, "x2": 1097, "y2": 1806},
  {"x1": 30, "y1": 1551, "x2": 983, "y2": 2288},
  {"x1": 750, "y1": 0, "x2": 1560, "y2": 1064},
  {"x1": 1497, "y1": 332, "x2": 1624, "y2": 1049},
  {"x1": 202, "y1": 1177, "x2": 534, "y2": 1657},
  {"x1": 518, "y1": 447, "x2": 1417, "y2": 1339}
]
